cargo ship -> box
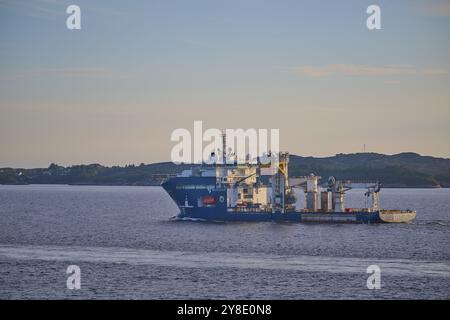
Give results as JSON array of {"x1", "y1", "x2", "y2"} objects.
[{"x1": 162, "y1": 136, "x2": 416, "y2": 224}]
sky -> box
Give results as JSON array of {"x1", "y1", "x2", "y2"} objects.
[{"x1": 0, "y1": 0, "x2": 449, "y2": 168}]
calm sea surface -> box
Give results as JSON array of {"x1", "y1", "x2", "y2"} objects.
[{"x1": 0, "y1": 185, "x2": 449, "y2": 299}]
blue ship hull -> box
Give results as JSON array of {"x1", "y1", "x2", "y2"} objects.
[{"x1": 162, "y1": 177, "x2": 383, "y2": 224}]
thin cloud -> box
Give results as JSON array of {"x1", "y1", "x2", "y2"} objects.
[
  {"x1": 0, "y1": 102, "x2": 138, "y2": 116},
  {"x1": 421, "y1": 68, "x2": 450, "y2": 76},
  {"x1": 291, "y1": 64, "x2": 450, "y2": 77},
  {"x1": 11, "y1": 67, "x2": 126, "y2": 79},
  {"x1": 420, "y1": 1, "x2": 450, "y2": 17},
  {"x1": 0, "y1": 0, "x2": 70, "y2": 20},
  {"x1": 0, "y1": 0, "x2": 129, "y2": 21}
]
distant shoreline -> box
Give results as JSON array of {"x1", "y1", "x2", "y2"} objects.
[{"x1": 1, "y1": 152, "x2": 449, "y2": 188}]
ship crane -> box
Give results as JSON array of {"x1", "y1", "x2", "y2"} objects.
[
  {"x1": 364, "y1": 181, "x2": 381, "y2": 212},
  {"x1": 222, "y1": 170, "x2": 258, "y2": 209},
  {"x1": 233, "y1": 172, "x2": 257, "y2": 187},
  {"x1": 327, "y1": 176, "x2": 352, "y2": 212}
]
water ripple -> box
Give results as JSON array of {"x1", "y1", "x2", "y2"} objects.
[{"x1": 1, "y1": 244, "x2": 449, "y2": 278}]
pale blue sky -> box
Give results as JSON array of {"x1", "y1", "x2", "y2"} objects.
[{"x1": 1, "y1": 0, "x2": 449, "y2": 167}]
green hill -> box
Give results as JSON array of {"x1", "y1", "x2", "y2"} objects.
[{"x1": 288, "y1": 153, "x2": 450, "y2": 188}]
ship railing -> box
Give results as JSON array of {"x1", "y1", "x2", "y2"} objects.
[
  {"x1": 228, "y1": 207, "x2": 271, "y2": 213},
  {"x1": 380, "y1": 209, "x2": 415, "y2": 214},
  {"x1": 152, "y1": 173, "x2": 177, "y2": 184}
]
